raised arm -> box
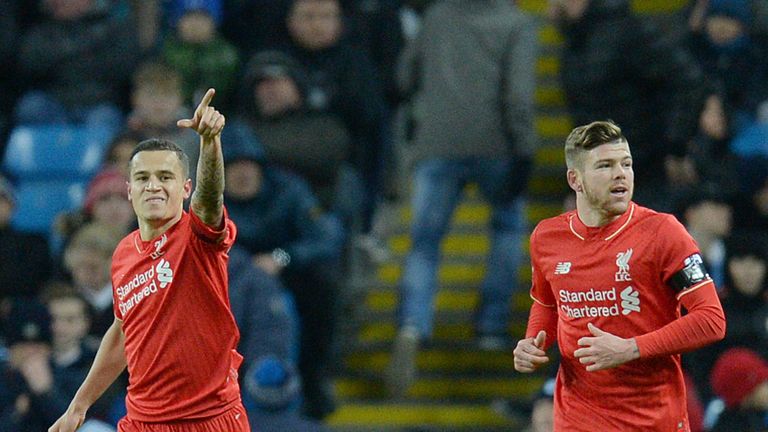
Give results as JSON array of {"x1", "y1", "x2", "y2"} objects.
[
  {"x1": 177, "y1": 88, "x2": 226, "y2": 228},
  {"x1": 49, "y1": 318, "x2": 127, "y2": 432}
]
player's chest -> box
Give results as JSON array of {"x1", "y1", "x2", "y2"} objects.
[
  {"x1": 113, "y1": 237, "x2": 182, "y2": 320},
  {"x1": 539, "y1": 237, "x2": 656, "y2": 290}
]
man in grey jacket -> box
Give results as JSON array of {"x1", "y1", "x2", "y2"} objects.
[{"x1": 387, "y1": 0, "x2": 539, "y2": 396}]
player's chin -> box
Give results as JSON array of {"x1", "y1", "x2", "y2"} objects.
[{"x1": 605, "y1": 198, "x2": 630, "y2": 215}]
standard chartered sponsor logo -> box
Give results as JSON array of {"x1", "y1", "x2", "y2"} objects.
[
  {"x1": 117, "y1": 259, "x2": 174, "y2": 316},
  {"x1": 559, "y1": 286, "x2": 640, "y2": 318},
  {"x1": 620, "y1": 286, "x2": 640, "y2": 315},
  {"x1": 157, "y1": 259, "x2": 173, "y2": 288}
]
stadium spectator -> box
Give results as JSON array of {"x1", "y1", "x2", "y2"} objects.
[
  {"x1": 163, "y1": 0, "x2": 240, "y2": 109},
  {"x1": 709, "y1": 347, "x2": 768, "y2": 431},
  {"x1": 223, "y1": 137, "x2": 343, "y2": 419},
  {"x1": 0, "y1": 175, "x2": 52, "y2": 303},
  {"x1": 15, "y1": 0, "x2": 139, "y2": 132},
  {"x1": 387, "y1": 0, "x2": 538, "y2": 395}
]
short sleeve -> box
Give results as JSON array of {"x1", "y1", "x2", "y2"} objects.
[
  {"x1": 655, "y1": 215, "x2": 713, "y2": 297},
  {"x1": 189, "y1": 206, "x2": 237, "y2": 250},
  {"x1": 113, "y1": 289, "x2": 123, "y2": 320},
  {"x1": 530, "y1": 225, "x2": 556, "y2": 307}
]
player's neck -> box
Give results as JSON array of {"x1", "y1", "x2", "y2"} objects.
[
  {"x1": 576, "y1": 203, "x2": 622, "y2": 227},
  {"x1": 138, "y1": 213, "x2": 183, "y2": 241}
]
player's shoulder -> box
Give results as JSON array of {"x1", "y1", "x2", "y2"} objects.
[
  {"x1": 533, "y1": 210, "x2": 573, "y2": 234},
  {"x1": 112, "y1": 230, "x2": 137, "y2": 257},
  {"x1": 531, "y1": 211, "x2": 574, "y2": 246},
  {"x1": 631, "y1": 203, "x2": 684, "y2": 231}
]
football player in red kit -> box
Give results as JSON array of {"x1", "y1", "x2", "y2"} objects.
[
  {"x1": 49, "y1": 89, "x2": 250, "y2": 432},
  {"x1": 513, "y1": 120, "x2": 726, "y2": 431}
]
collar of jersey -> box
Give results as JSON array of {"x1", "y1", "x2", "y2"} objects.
[
  {"x1": 568, "y1": 201, "x2": 636, "y2": 241},
  {"x1": 133, "y1": 213, "x2": 185, "y2": 254}
]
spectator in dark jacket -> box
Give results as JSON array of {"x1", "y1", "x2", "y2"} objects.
[
  {"x1": 709, "y1": 347, "x2": 768, "y2": 431},
  {"x1": 0, "y1": 299, "x2": 75, "y2": 431},
  {"x1": 689, "y1": 0, "x2": 768, "y2": 133},
  {"x1": 280, "y1": 0, "x2": 390, "y2": 236},
  {"x1": 14, "y1": 0, "x2": 139, "y2": 132},
  {"x1": 223, "y1": 137, "x2": 343, "y2": 420},
  {"x1": 0, "y1": 176, "x2": 52, "y2": 303},
  {"x1": 228, "y1": 245, "x2": 328, "y2": 432},
  {"x1": 553, "y1": 0, "x2": 707, "y2": 205},
  {"x1": 233, "y1": 50, "x2": 362, "y2": 238}
]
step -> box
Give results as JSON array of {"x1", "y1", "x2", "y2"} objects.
[
  {"x1": 535, "y1": 114, "x2": 572, "y2": 139},
  {"x1": 377, "y1": 262, "x2": 533, "y2": 286},
  {"x1": 394, "y1": 201, "x2": 560, "y2": 229},
  {"x1": 335, "y1": 376, "x2": 543, "y2": 400},
  {"x1": 364, "y1": 289, "x2": 534, "y2": 314},
  {"x1": 327, "y1": 403, "x2": 522, "y2": 429},
  {"x1": 535, "y1": 85, "x2": 566, "y2": 108},
  {"x1": 344, "y1": 348, "x2": 517, "y2": 374},
  {"x1": 519, "y1": 0, "x2": 689, "y2": 15},
  {"x1": 355, "y1": 322, "x2": 528, "y2": 345}
]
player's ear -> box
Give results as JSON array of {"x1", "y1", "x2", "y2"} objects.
[
  {"x1": 126, "y1": 181, "x2": 132, "y2": 201},
  {"x1": 567, "y1": 168, "x2": 582, "y2": 193},
  {"x1": 183, "y1": 179, "x2": 192, "y2": 199}
]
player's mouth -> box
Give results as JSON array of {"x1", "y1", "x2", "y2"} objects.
[
  {"x1": 610, "y1": 185, "x2": 628, "y2": 197},
  {"x1": 145, "y1": 196, "x2": 165, "y2": 204}
]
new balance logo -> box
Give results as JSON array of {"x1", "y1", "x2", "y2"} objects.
[
  {"x1": 620, "y1": 286, "x2": 640, "y2": 315},
  {"x1": 554, "y1": 262, "x2": 572, "y2": 275}
]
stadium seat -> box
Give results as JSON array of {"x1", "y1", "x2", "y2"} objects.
[
  {"x1": 2, "y1": 125, "x2": 113, "y2": 180},
  {"x1": 11, "y1": 180, "x2": 86, "y2": 233}
]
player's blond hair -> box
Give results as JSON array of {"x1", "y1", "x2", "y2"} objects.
[{"x1": 564, "y1": 120, "x2": 627, "y2": 169}]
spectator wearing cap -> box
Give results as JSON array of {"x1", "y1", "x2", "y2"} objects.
[
  {"x1": 231, "y1": 49, "x2": 361, "y2": 239},
  {"x1": 0, "y1": 298, "x2": 80, "y2": 431},
  {"x1": 223, "y1": 137, "x2": 342, "y2": 419},
  {"x1": 54, "y1": 167, "x2": 134, "y2": 260},
  {"x1": 0, "y1": 175, "x2": 52, "y2": 302},
  {"x1": 709, "y1": 347, "x2": 768, "y2": 431},
  {"x1": 162, "y1": 0, "x2": 240, "y2": 109}
]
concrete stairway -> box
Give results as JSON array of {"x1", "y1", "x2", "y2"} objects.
[{"x1": 326, "y1": 1, "x2": 690, "y2": 430}]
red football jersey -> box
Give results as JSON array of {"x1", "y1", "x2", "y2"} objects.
[
  {"x1": 111, "y1": 209, "x2": 242, "y2": 422},
  {"x1": 529, "y1": 202, "x2": 712, "y2": 431}
]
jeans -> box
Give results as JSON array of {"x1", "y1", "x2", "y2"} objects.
[{"x1": 399, "y1": 157, "x2": 527, "y2": 339}]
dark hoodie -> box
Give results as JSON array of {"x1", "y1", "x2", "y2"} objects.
[
  {"x1": 558, "y1": 0, "x2": 706, "y2": 185},
  {"x1": 18, "y1": 0, "x2": 139, "y2": 110}
]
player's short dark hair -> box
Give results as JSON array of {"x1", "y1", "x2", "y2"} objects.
[
  {"x1": 129, "y1": 138, "x2": 190, "y2": 179},
  {"x1": 565, "y1": 120, "x2": 628, "y2": 169}
]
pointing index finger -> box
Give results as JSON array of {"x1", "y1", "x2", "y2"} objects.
[{"x1": 197, "y1": 88, "x2": 216, "y2": 110}]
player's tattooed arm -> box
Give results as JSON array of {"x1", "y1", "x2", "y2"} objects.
[{"x1": 178, "y1": 88, "x2": 225, "y2": 228}]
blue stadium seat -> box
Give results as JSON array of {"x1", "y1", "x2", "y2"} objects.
[
  {"x1": 11, "y1": 180, "x2": 86, "y2": 233},
  {"x1": 2, "y1": 125, "x2": 113, "y2": 180}
]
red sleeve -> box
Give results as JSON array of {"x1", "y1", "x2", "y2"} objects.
[
  {"x1": 525, "y1": 301, "x2": 558, "y2": 350},
  {"x1": 529, "y1": 225, "x2": 556, "y2": 307},
  {"x1": 635, "y1": 280, "x2": 725, "y2": 358},
  {"x1": 189, "y1": 206, "x2": 237, "y2": 249}
]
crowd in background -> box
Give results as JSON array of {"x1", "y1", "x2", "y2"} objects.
[{"x1": 0, "y1": 0, "x2": 767, "y2": 431}]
